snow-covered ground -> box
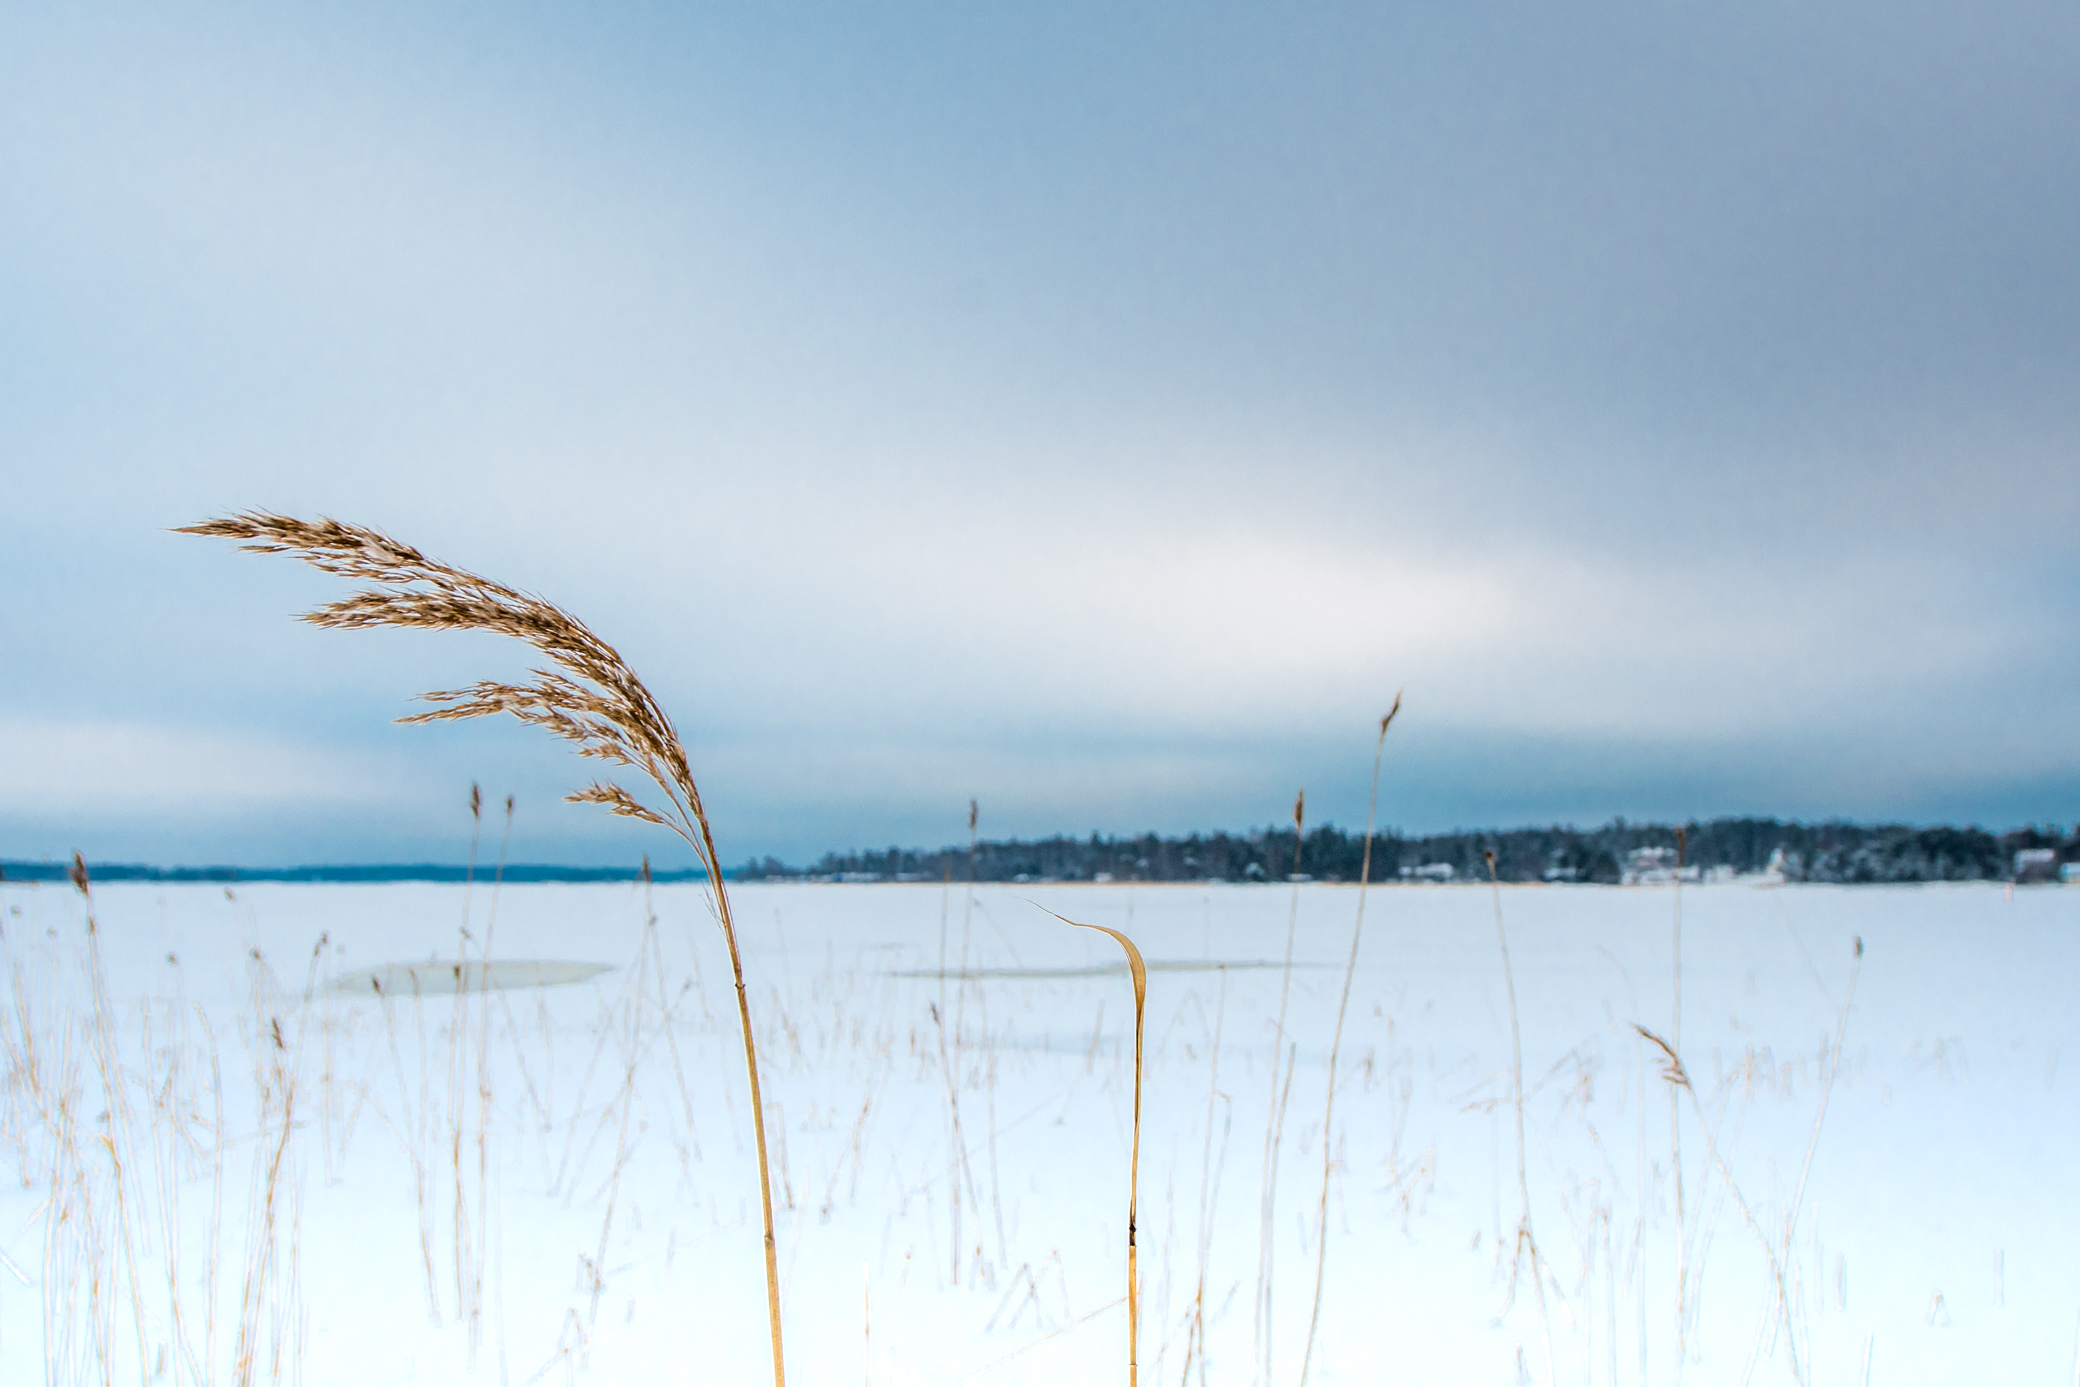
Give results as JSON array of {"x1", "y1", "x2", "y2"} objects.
[{"x1": 2, "y1": 877, "x2": 2073, "y2": 1385}]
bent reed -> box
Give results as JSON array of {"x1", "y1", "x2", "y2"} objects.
[{"x1": 178, "y1": 512, "x2": 789, "y2": 1387}]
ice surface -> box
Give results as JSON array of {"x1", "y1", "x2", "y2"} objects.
[
  {"x1": 326, "y1": 960, "x2": 616, "y2": 997},
  {"x1": 1, "y1": 878, "x2": 2073, "y2": 1385}
]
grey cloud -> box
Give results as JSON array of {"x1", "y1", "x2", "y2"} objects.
[{"x1": 3, "y1": 1, "x2": 2076, "y2": 865}]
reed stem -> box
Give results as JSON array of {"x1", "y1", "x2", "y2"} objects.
[
  {"x1": 1299, "y1": 693, "x2": 1400, "y2": 1386},
  {"x1": 1042, "y1": 908, "x2": 1145, "y2": 1387}
]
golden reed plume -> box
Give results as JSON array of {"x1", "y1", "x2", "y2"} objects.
[{"x1": 180, "y1": 511, "x2": 790, "y2": 1387}]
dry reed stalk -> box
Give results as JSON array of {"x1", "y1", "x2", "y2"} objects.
[
  {"x1": 71, "y1": 857, "x2": 158, "y2": 1377},
  {"x1": 447, "y1": 785, "x2": 483, "y2": 1331},
  {"x1": 1636, "y1": 1027, "x2": 1793, "y2": 1381},
  {"x1": 1639, "y1": 934, "x2": 1862, "y2": 1387},
  {"x1": 932, "y1": 810, "x2": 983, "y2": 1286},
  {"x1": 182, "y1": 511, "x2": 789, "y2": 1386},
  {"x1": 642, "y1": 855, "x2": 709, "y2": 1181},
  {"x1": 586, "y1": 913, "x2": 653, "y2": 1329},
  {"x1": 953, "y1": 800, "x2": 994, "y2": 1281},
  {"x1": 1298, "y1": 693, "x2": 1400, "y2": 1386},
  {"x1": 367, "y1": 960, "x2": 442, "y2": 1317},
  {"x1": 1671, "y1": 825, "x2": 1687, "y2": 1352},
  {"x1": 972, "y1": 814, "x2": 1011, "y2": 1284},
  {"x1": 1634, "y1": 1016, "x2": 1650, "y2": 1381},
  {"x1": 234, "y1": 937, "x2": 325, "y2": 1387},
  {"x1": 1181, "y1": 969, "x2": 1232, "y2": 1387},
  {"x1": 471, "y1": 792, "x2": 516, "y2": 1352},
  {"x1": 1254, "y1": 789, "x2": 1305, "y2": 1386},
  {"x1": 204, "y1": 1013, "x2": 227, "y2": 1376},
  {"x1": 1484, "y1": 848, "x2": 1556, "y2": 1387},
  {"x1": 1043, "y1": 908, "x2": 1146, "y2": 1387},
  {"x1": 936, "y1": 860, "x2": 958, "y2": 1271}
]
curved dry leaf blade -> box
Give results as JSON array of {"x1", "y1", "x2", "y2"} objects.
[
  {"x1": 1031, "y1": 906, "x2": 1145, "y2": 1009},
  {"x1": 1034, "y1": 903, "x2": 1146, "y2": 1385}
]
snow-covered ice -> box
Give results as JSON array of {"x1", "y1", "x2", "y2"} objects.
[{"x1": 2, "y1": 877, "x2": 2073, "y2": 1384}]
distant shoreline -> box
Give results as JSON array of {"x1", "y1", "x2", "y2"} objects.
[
  {"x1": 5, "y1": 813, "x2": 2075, "y2": 887},
  {"x1": 0, "y1": 862, "x2": 710, "y2": 886}
]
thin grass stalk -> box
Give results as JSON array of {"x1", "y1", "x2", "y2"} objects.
[
  {"x1": 932, "y1": 857, "x2": 973, "y2": 1284},
  {"x1": 1043, "y1": 909, "x2": 1146, "y2": 1387},
  {"x1": 1182, "y1": 968, "x2": 1231, "y2": 1387},
  {"x1": 953, "y1": 799, "x2": 988, "y2": 1281},
  {"x1": 642, "y1": 855, "x2": 708, "y2": 1177},
  {"x1": 1638, "y1": 1007, "x2": 1817, "y2": 1387},
  {"x1": 450, "y1": 785, "x2": 482, "y2": 1325},
  {"x1": 586, "y1": 911, "x2": 652, "y2": 1327},
  {"x1": 234, "y1": 938, "x2": 323, "y2": 1387},
  {"x1": 1299, "y1": 693, "x2": 1400, "y2": 1386},
  {"x1": 203, "y1": 1012, "x2": 226, "y2": 1376},
  {"x1": 695, "y1": 800, "x2": 787, "y2": 1385},
  {"x1": 1254, "y1": 789, "x2": 1306, "y2": 1386},
  {"x1": 1485, "y1": 848, "x2": 1556, "y2": 1387},
  {"x1": 970, "y1": 802, "x2": 1010, "y2": 1278},
  {"x1": 1671, "y1": 825, "x2": 1687, "y2": 1353},
  {"x1": 936, "y1": 860, "x2": 955, "y2": 1267},
  {"x1": 471, "y1": 793, "x2": 514, "y2": 1352},
  {"x1": 182, "y1": 511, "x2": 788, "y2": 1386},
  {"x1": 1786, "y1": 936, "x2": 1860, "y2": 1259},
  {"x1": 69, "y1": 857, "x2": 157, "y2": 1379},
  {"x1": 1663, "y1": 932, "x2": 1859, "y2": 1387}
]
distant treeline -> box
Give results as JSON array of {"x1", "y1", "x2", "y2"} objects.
[
  {"x1": 757, "y1": 817, "x2": 2078, "y2": 885},
  {"x1": 0, "y1": 862, "x2": 710, "y2": 886},
  {"x1": 7, "y1": 818, "x2": 2072, "y2": 888}
]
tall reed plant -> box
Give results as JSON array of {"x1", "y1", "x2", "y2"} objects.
[
  {"x1": 1299, "y1": 692, "x2": 1399, "y2": 1386},
  {"x1": 180, "y1": 512, "x2": 789, "y2": 1386}
]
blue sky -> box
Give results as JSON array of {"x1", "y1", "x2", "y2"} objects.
[{"x1": 4, "y1": 2, "x2": 2077, "y2": 867}]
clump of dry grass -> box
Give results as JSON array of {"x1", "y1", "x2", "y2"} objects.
[
  {"x1": 180, "y1": 511, "x2": 789, "y2": 1386},
  {"x1": 1, "y1": 856, "x2": 318, "y2": 1385},
  {"x1": 1636, "y1": 933, "x2": 1864, "y2": 1387}
]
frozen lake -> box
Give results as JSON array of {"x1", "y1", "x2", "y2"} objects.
[{"x1": 2, "y1": 878, "x2": 2073, "y2": 1385}]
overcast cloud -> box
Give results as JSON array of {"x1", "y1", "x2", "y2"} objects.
[{"x1": 4, "y1": 2, "x2": 2076, "y2": 866}]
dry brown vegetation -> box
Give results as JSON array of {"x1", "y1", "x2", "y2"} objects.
[{"x1": 177, "y1": 512, "x2": 790, "y2": 1386}]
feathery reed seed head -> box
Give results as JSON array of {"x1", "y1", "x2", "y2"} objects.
[{"x1": 177, "y1": 512, "x2": 713, "y2": 873}]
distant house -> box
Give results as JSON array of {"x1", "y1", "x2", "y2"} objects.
[
  {"x1": 2064, "y1": 863, "x2": 2080, "y2": 885},
  {"x1": 1402, "y1": 862, "x2": 1455, "y2": 882},
  {"x1": 2015, "y1": 847, "x2": 2059, "y2": 884},
  {"x1": 1622, "y1": 846, "x2": 1701, "y2": 886}
]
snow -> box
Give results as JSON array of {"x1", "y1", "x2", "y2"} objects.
[{"x1": 2, "y1": 877, "x2": 2073, "y2": 1385}]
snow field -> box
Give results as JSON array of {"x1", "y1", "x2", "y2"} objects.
[{"x1": 1, "y1": 878, "x2": 2073, "y2": 1384}]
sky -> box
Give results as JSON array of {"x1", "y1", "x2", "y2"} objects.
[{"x1": 4, "y1": 2, "x2": 2077, "y2": 868}]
